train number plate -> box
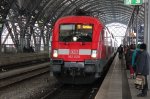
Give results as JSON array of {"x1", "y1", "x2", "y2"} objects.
[
  {"x1": 69, "y1": 49, "x2": 79, "y2": 54},
  {"x1": 68, "y1": 49, "x2": 80, "y2": 58}
]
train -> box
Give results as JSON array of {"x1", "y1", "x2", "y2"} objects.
[{"x1": 50, "y1": 15, "x2": 118, "y2": 84}]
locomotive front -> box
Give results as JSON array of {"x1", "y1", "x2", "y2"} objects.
[{"x1": 50, "y1": 16, "x2": 103, "y2": 84}]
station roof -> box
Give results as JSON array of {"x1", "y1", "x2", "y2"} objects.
[
  {"x1": 0, "y1": 0, "x2": 145, "y2": 46},
  {"x1": 0, "y1": 0, "x2": 144, "y2": 25}
]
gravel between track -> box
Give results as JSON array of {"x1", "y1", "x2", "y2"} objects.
[{"x1": 0, "y1": 73, "x2": 57, "y2": 99}]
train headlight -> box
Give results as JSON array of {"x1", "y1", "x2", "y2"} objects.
[
  {"x1": 91, "y1": 50, "x2": 97, "y2": 58},
  {"x1": 73, "y1": 36, "x2": 77, "y2": 42},
  {"x1": 53, "y1": 50, "x2": 58, "y2": 57}
]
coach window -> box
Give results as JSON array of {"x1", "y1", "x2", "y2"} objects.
[
  {"x1": 104, "y1": 29, "x2": 107, "y2": 46},
  {"x1": 100, "y1": 29, "x2": 104, "y2": 41}
]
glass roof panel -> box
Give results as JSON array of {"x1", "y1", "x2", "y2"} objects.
[{"x1": 106, "y1": 23, "x2": 127, "y2": 45}]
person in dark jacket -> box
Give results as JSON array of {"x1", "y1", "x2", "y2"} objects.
[
  {"x1": 118, "y1": 44, "x2": 123, "y2": 59},
  {"x1": 136, "y1": 43, "x2": 150, "y2": 97}
]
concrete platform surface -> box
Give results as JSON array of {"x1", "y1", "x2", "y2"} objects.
[
  {"x1": 95, "y1": 54, "x2": 150, "y2": 99},
  {"x1": 127, "y1": 71, "x2": 150, "y2": 99}
]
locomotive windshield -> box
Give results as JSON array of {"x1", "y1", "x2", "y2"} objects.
[{"x1": 59, "y1": 24, "x2": 93, "y2": 42}]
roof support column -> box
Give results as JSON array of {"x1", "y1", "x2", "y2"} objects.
[
  {"x1": 144, "y1": 0, "x2": 150, "y2": 54},
  {"x1": 0, "y1": 24, "x2": 2, "y2": 53},
  {"x1": 144, "y1": 2, "x2": 148, "y2": 44},
  {"x1": 136, "y1": 14, "x2": 138, "y2": 45},
  {"x1": 147, "y1": 0, "x2": 150, "y2": 54},
  {"x1": 19, "y1": 29, "x2": 25, "y2": 53},
  {"x1": 129, "y1": 27, "x2": 131, "y2": 45},
  {"x1": 0, "y1": 29, "x2": 1, "y2": 53}
]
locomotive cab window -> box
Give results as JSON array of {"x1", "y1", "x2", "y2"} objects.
[{"x1": 59, "y1": 24, "x2": 93, "y2": 42}]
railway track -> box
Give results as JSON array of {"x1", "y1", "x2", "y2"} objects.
[
  {"x1": 0, "y1": 62, "x2": 50, "y2": 88},
  {"x1": 41, "y1": 80, "x2": 101, "y2": 99},
  {"x1": 41, "y1": 66, "x2": 109, "y2": 99},
  {"x1": 0, "y1": 58, "x2": 49, "y2": 72},
  {"x1": 41, "y1": 56, "x2": 114, "y2": 99},
  {"x1": 0, "y1": 54, "x2": 115, "y2": 98}
]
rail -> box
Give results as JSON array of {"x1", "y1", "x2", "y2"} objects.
[{"x1": 0, "y1": 62, "x2": 50, "y2": 88}]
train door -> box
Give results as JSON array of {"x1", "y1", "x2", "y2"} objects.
[
  {"x1": 104, "y1": 29, "x2": 108, "y2": 59},
  {"x1": 100, "y1": 29, "x2": 105, "y2": 59}
]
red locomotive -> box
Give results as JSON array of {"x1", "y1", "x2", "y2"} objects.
[{"x1": 50, "y1": 16, "x2": 117, "y2": 84}]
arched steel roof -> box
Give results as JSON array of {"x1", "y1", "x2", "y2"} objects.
[
  {"x1": 0, "y1": 0, "x2": 144, "y2": 26},
  {"x1": 0, "y1": 0, "x2": 145, "y2": 52}
]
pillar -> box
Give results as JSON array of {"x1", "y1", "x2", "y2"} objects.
[{"x1": 147, "y1": 0, "x2": 150, "y2": 54}]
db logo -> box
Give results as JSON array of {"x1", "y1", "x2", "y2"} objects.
[{"x1": 69, "y1": 49, "x2": 79, "y2": 55}]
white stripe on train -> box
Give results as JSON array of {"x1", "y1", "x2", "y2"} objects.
[{"x1": 58, "y1": 49, "x2": 91, "y2": 55}]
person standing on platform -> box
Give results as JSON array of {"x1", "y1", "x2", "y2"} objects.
[
  {"x1": 126, "y1": 44, "x2": 135, "y2": 78},
  {"x1": 136, "y1": 43, "x2": 150, "y2": 97},
  {"x1": 118, "y1": 44, "x2": 123, "y2": 59},
  {"x1": 124, "y1": 45, "x2": 129, "y2": 69},
  {"x1": 131, "y1": 44, "x2": 141, "y2": 75}
]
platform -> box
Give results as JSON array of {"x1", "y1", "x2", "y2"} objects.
[
  {"x1": 127, "y1": 71, "x2": 150, "y2": 99},
  {"x1": 95, "y1": 54, "x2": 150, "y2": 99},
  {"x1": 0, "y1": 52, "x2": 49, "y2": 66}
]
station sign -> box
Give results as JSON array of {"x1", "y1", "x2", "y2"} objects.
[{"x1": 124, "y1": 0, "x2": 143, "y2": 5}]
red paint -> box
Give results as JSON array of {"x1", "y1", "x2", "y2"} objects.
[{"x1": 51, "y1": 16, "x2": 117, "y2": 62}]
